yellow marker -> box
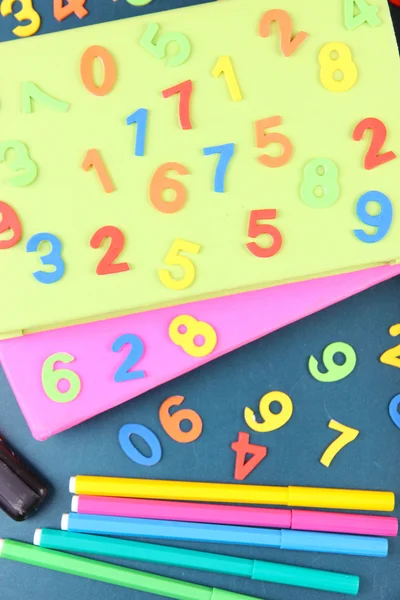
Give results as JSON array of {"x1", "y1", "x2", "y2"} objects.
[{"x1": 70, "y1": 476, "x2": 395, "y2": 512}]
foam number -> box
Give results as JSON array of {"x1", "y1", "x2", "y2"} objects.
[
  {"x1": 169, "y1": 315, "x2": 217, "y2": 358},
  {"x1": 0, "y1": 0, "x2": 41, "y2": 37},
  {"x1": 244, "y1": 391, "x2": 293, "y2": 433},
  {"x1": 300, "y1": 158, "x2": 339, "y2": 208},
  {"x1": 231, "y1": 432, "x2": 267, "y2": 481},
  {"x1": 26, "y1": 233, "x2": 65, "y2": 284},
  {"x1": 389, "y1": 394, "x2": 400, "y2": 429},
  {"x1": 112, "y1": 334, "x2": 145, "y2": 382},
  {"x1": 159, "y1": 239, "x2": 200, "y2": 291},
  {"x1": 353, "y1": 191, "x2": 392, "y2": 243},
  {"x1": 150, "y1": 163, "x2": 189, "y2": 213},
  {"x1": 308, "y1": 341, "x2": 357, "y2": 382},
  {"x1": 42, "y1": 352, "x2": 81, "y2": 403},
  {"x1": 246, "y1": 209, "x2": 282, "y2": 258},
  {"x1": 255, "y1": 117, "x2": 293, "y2": 168},
  {"x1": 380, "y1": 324, "x2": 400, "y2": 368},
  {"x1": 344, "y1": 0, "x2": 381, "y2": 30},
  {"x1": 126, "y1": 108, "x2": 148, "y2": 157},
  {"x1": 140, "y1": 23, "x2": 191, "y2": 67},
  {"x1": 320, "y1": 420, "x2": 359, "y2": 467},
  {"x1": 319, "y1": 42, "x2": 358, "y2": 92},
  {"x1": 53, "y1": 0, "x2": 88, "y2": 21},
  {"x1": 90, "y1": 226, "x2": 130, "y2": 275},
  {"x1": 159, "y1": 395, "x2": 203, "y2": 443},
  {"x1": 119, "y1": 424, "x2": 162, "y2": 467},
  {"x1": 0, "y1": 141, "x2": 38, "y2": 187},
  {"x1": 203, "y1": 143, "x2": 235, "y2": 193},
  {"x1": 352, "y1": 118, "x2": 396, "y2": 170},
  {"x1": 0, "y1": 202, "x2": 22, "y2": 250},
  {"x1": 212, "y1": 56, "x2": 243, "y2": 102},
  {"x1": 162, "y1": 80, "x2": 193, "y2": 130},
  {"x1": 83, "y1": 150, "x2": 115, "y2": 194},
  {"x1": 80, "y1": 46, "x2": 117, "y2": 96},
  {"x1": 23, "y1": 82, "x2": 69, "y2": 113},
  {"x1": 259, "y1": 9, "x2": 309, "y2": 57}
]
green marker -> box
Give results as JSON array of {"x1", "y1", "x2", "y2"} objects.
[{"x1": 34, "y1": 529, "x2": 359, "y2": 595}]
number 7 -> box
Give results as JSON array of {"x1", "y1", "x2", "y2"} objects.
[
  {"x1": 162, "y1": 80, "x2": 193, "y2": 130},
  {"x1": 203, "y1": 143, "x2": 235, "y2": 193},
  {"x1": 320, "y1": 420, "x2": 359, "y2": 467}
]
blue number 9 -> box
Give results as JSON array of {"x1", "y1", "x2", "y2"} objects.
[
  {"x1": 354, "y1": 191, "x2": 392, "y2": 243},
  {"x1": 26, "y1": 233, "x2": 65, "y2": 284}
]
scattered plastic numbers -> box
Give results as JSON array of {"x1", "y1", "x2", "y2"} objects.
[
  {"x1": 42, "y1": 352, "x2": 81, "y2": 403},
  {"x1": 319, "y1": 42, "x2": 358, "y2": 92},
  {"x1": 162, "y1": 80, "x2": 193, "y2": 130},
  {"x1": 212, "y1": 56, "x2": 242, "y2": 102},
  {"x1": 246, "y1": 209, "x2": 282, "y2": 258},
  {"x1": 353, "y1": 191, "x2": 392, "y2": 243},
  {"x1": 344, "y1": 0, "x2": 381, "y2": 30},
  {"x1": 255, "y1": 117, "x2": 293, "y2": 168},
  {"x1": 352, "y1": 118, "x2": 396, "y2": 170},
  {"x1": 159, "y1": 239, "x2": 200, "y2": 290},
  {"x1": 244, "y1": 391, "x2": 293, "y2": 433},
  {"x1": 159, "y1": 395, "x2": 203, "y2": 443},
  {"x1": 169, "y1": 315, "x2": 217, "y2": 358},
  {"x1": 389, "y1": 394, "x2": 400, "y2": 429},
  {"x1": 0, "y1": 0, "x2": 41, "y2": 37},
  {"x1": 203, "y1": 143, "x2": 235, "y2": 193},
  {"x1": 0, "y1": 140, "x2": 38, "y2": 187},
  {"x1": 119, "y1": 424, "x2": 162, "y2": 466},
  {"x1": 112, "y1": 334, "x2": 145, "y2": 382},
  {"x1": 126, "y1": 108, "x2": 148, "y2": 157},
  {"x1": 308, "y1": 341, "x2": 357, "y2": 382},
  {"x1": 380, "y1": 324, "x2": 400, "y2": 368},
  {"x1": 320, "y1": 419, "x2": 359, "y2": 467},
  {"x1": 300, "y1": 158, "x2": 339, "y2": 208},
  {"x1": 80, "y1": 46, "x2": 117, "y2": 96},
  {"x1": 0, "y1": 202, "x2": 22, "y2": 250},
  {"x1": 140, "y1": 23, "x2": 191, "y2": 67},
  {"x1": 83, "y1": 149, "x2": 115, "y2": 194},
  {"x1": 90, "y1": 226, "x2": 130, "y2": 275},
  {"x1": 259, "y1": 9, "x2": 309, "y2": 57},
  {"x1": 23, "y1": 82, "x2": 69, "y2": 114},
  {"x1": 231, "y1": 432, "x2": 267, "y2": 481},
  {"x1": 26, "y1": 233, "x2": 65, "y2": 284},
  {"x1": 53, "y1": 0, "x2": 88, "y2": 21},
  {"x1": 150, "y1": 163, "x2": 189, "y2": 213}
]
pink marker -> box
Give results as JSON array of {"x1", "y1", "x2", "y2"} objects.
[{"x1": 72, "y1": 496, "x2": 398, "y2": 537}]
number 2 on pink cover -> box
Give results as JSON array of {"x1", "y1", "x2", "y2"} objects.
[{"x1": 259, "y1": 9, "x2": 309, "y2": 57}]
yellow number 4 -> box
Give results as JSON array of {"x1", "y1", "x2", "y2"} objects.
[{"x1": 320, "y1": 419, "x2": 359, "y2": 467}]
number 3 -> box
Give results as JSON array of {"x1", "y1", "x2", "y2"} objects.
[
  {"x1": 26, "y1": 233, "x2": 65, "y2": 284},
  {"x1": 0, "y1": 141, "x2": 38, "y2": 187},
  {"x1": 1, "y1": 0, "x2": 41, "y2": 37}
]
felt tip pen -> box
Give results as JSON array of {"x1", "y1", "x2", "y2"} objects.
[
  {"x1": 69, "y1": 476, "x2": 395, "y2": 512},
  {"x1": 35, "y1": 529, "x2": 360, "y2": 595},
  {"x1": 62, "y1": 513, "x2": 389, "y2": 558},
  {"x1": 0, "y1": 538, "x2": 264, "y2": 600}
]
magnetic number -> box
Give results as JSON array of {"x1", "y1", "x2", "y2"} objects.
[
  {"x1": 0, "y1": 140, "x2": 38, "y2": 187},
  {"x1": 159, "y1": 240, "x2": 200, "y2": 290},
  {"x1": 203, "y1": 143, "x2": 234, "y2": 193},
  {"x1": 380, "y1": 324, "x2": 400, "y2": 368},
  {"x1": 42, "y1": 352, "x2": 81, "y2": 403},
  {"x1": 23, "y1": 82, "x2": 69, "y2": 113},
  {"x1": 150, "y1": 163, "x2": 189, "y2": 213},
  {"x1": 231, "y1": 432, "x2": 267, "y2": 481},
  {"x1": 259, "y1": 9, "x2": 309, "y2": 57},
  {"x1": 90, "y1": 226, "x2": 130, "y2": 275},
  {"x1": 112, "y1": 334, "x2": 145, "y2": 382},
  {"x1": 255, "y1": 117, "x2": 293, "y2": 168},
  {"x1": 244, "y1": 391, "x2": 293, "y2": 433},
  {"x1": 352, "y1": 118, "x2": 396, "y2": 170},
  {"x1": 320, "y1": 420, "x2": 359, "y2": 467},
  {"x1": 389, "y1": 394, "x2": 400, "y2": 429},
  {"x1": 26, "y1": 233, "x2": 65, "y2": 284},
  {"x1": 319, "y1": 42, "x2": 358, "y2": 92},
  {"x1": 140, "y1": 23, "x2": 191, "y2": 67},
  {"x1": 0, "y1": 202, "x2": 22, "y2": 250},
  {"x1": 344, "y1": 0, "x2": 381, "y2": 30},
  {"x1": 126, "y1": 108, "x2": 148, "y2": 157},
  {"x1": 119, "y1": 424, "x2": 161, "y2": 467},
  {"x1": 162, "y1": 80, "x2": 193, "y2": 130},
  {"x1": 308, "y1": 341, "x2": 357, "y2": 382},
  {"x1": 83, "y1": 150, "x2": 115, "y2": 193},
  {"x1": 212, "y1": 56, "x2": 243, "y2": 102},
  {"x1": 246, "y1": 209, "x2": 282, "y2": 258},
  {"x1": 300, "y1": 158, "x2": 339, "y2": 208},
  {"x1": 0, "y1": 0, "x2": 41, "y2": 37},
  {"x1": 354, "y1": 191, "x2": 392, "y2": 243},
  {"x1": 80, "y1": 46, "x2": 117, "y2": 96},
  {"x1": 169, "y1": 315, "x2": 217, "y2": 358},
  {"x1": 54, "y1": 0, "x2": 88, "y2": 21},
  {"x1": 159, "y1": 395, "x2": 203, "y2": 443}
]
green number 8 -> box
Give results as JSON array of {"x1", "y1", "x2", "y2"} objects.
[
  {"x1": 42, "y1": 352, "x2": 81, "y2": 403},
  {"x1": 300, "y1": 158, "x2": 339, "y2": 208}
]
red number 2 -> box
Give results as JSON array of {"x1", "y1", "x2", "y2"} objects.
[
  {"x1": 54, "y1": 0, "x2": 88, "y2": 21},
  {"x1": 259, "y1": 9, "x2": 309, "y2": 57},
  {"x1": 352, "y1": 118, "x2": 396, "y2": 170},
  {"x1": 162, "y1": 80, "x2": 193, "y2": 130},
  {"x1": 231, "y1": 432, "x2": 267, "y2": 481},
  {"x1": 246, "y1": 209, "x2": 283, "y2": 258},
  {"x1": 90, "y1": 226, "x2": 130, "y2": 275}
]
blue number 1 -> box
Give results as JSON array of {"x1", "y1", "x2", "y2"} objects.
[
  {"x1": 26, "y1": 233, "x2": 65, "y2": 284},
  {"x1": 112, "y1": 333, "x2": 145, "y2": 382},
  {"x1": 203, "y1": 143, "x2": 235, "y2": 193},
  {"x1": 126, "y1": 108, "x2": 148, "y2": 157}
]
